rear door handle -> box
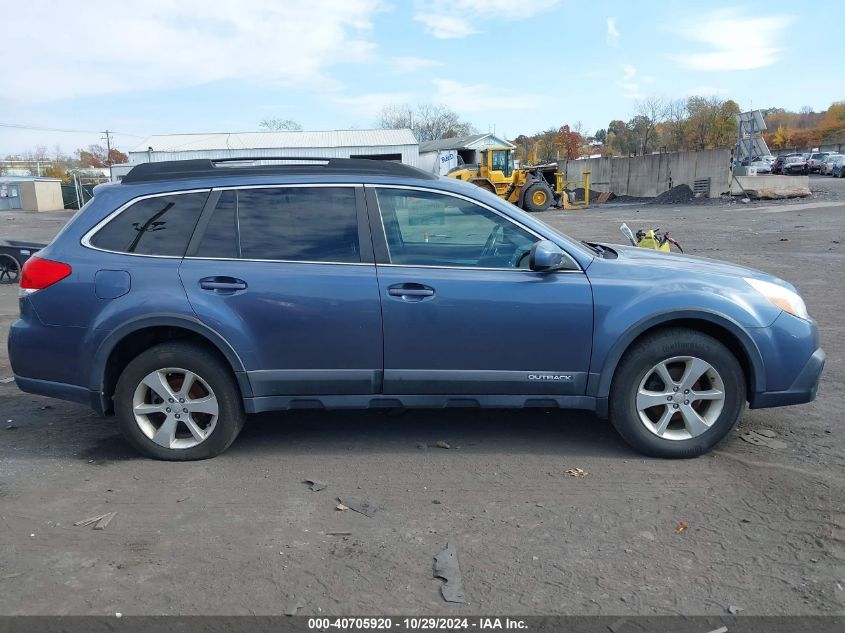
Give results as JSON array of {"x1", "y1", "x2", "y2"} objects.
[
  {"x1": 388, "y1": 283, "x2": 435, "y2": 301},
  {"x1": 200, "y1": 276, "x2": 247, "y2": 293}
]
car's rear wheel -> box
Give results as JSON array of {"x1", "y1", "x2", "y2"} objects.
[
  {"x1": 609, "y1": 328, "x2": 745, "y2": 458},
  {"x1": 114, "y1": 342, "x2": 245, "y2": 460}
]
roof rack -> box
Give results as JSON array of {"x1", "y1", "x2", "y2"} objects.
[{"x1": 121, "y1": 157, "x2": 436, "y2": 184}]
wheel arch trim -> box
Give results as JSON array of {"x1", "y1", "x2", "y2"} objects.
[
  {"x1": 588, "y1": 309, "x2": 766, "y2": 401},
  {"x1": 90, "y1": 314, "x2": 252, "y2": 406}
]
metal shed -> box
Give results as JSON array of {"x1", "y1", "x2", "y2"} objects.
[
  {"x1": 128, "y1": 129, "x2": 419, "y2": 167},
  {"x1": 0, "y1": 176, "x2": 63, "y2": 212}
]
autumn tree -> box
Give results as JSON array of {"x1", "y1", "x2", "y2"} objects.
[
  {"x1": 607, "y1": 119, "x2": 637, "y2": 155},
  {"x1": 819, "y1": 102, "x2": 845, "y2": 142},
  {"x1": 75, "y1": 144, "x2": 128, "y2": 168},
  {"x1": 554, "y1": 125, "x2": 582, "y2": 160},
  {"x1": 512, "y1": 134, "x2": 535, "y2": 164}
]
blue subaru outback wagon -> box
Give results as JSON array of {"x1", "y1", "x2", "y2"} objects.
[{"x1": 8, "y1": 158, "x2": 825, "y2": 460}]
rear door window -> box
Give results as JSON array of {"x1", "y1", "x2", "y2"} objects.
[
  {"x1": 191, "y1": 186, "x2": 361, "y2": 263},
  {"x1": 238, "y1": 187, "x2": 360, "y2": 262},
  {"x1": 89, "y1": 192, "x2": 208, "y2": 256}
]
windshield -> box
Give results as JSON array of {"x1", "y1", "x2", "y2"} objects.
[{"x1": 491, "y1": 150, "x2": 514, "y2": 177}]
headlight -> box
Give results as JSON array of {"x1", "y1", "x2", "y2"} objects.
[{"x1": 745, "y1": 278, "x2": 810, "y2": 320}]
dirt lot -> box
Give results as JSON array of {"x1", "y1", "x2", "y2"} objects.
[{"x1": 0, "y1": 179, "x2": 843, "y2": 616}]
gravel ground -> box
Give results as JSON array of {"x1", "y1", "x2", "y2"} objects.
[{"x1": 0, "y1": 180, "x2": 843, "y2": 616}]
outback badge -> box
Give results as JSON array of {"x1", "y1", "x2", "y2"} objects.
[{"x1": 527, "y1": 373, "x2": 573, "y2": 382}]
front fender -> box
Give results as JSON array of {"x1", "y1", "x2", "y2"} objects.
[{"x1": 587, "y1": 308, "x2": 767, "y2": 404}]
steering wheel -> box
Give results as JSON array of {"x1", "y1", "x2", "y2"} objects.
[
  {"x1": 511, "y1": 248, "x2": 531, "y2": 269},
  {"x1": 480, "y1": 224, "x2": 503, "y2": 259}
]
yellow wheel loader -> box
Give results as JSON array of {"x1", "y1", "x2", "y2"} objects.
[{"x1": 447, "y1": 147, "x2": 558, "y2": 212}]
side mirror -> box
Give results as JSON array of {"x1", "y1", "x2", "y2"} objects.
[{"x1": 529, "y1": 240, "x2": 570, "y2": 272}]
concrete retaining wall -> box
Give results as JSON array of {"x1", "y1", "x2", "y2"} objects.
[
  {"x1": 560, "y1": 149, "x2": 732, "y2": 198},
  {"x1": 729, "y1": 175, "x2": 810, "y2": 199}
]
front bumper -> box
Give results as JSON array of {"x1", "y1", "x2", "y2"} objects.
[{"x1": 750, "y1": 348, "x2": 825, "y2": 408}]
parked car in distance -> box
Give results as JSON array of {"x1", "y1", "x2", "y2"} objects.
[
  {"x1": 783, "y1": 154, "x2": 809, "y2": 175},
  {"x1": 771, "y1": 155, "x2": 789, "y2": 174},
  {"x1": 807, "y1": 152, "x2": 830, "y2": 173},
  {"x1": 749, "y1": 160, "x2": 772, "y2": 174},
  {"x1": 821, "y1": 154, "x2": 843, "y2": 176},
  {"x1": 740, "y1": 154, "x2": 775, "y2": 167},
  {"x1": 832, "y1": 155, "x2": 845, "y2": 178},
  {"x1": 7, "y1": 158, "x2": 825, "y2": 461}
]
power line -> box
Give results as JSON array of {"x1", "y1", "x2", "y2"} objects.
[{"x1": 0, "y1": 122, "x2": 144, "y2": 138}]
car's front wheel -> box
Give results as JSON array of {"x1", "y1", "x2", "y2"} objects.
[
  {"x1": 114, "y1": 341, "x2": 245, "y2": 460},
  {"x1": 609, "y1": 328, "x2": 746, "y2": 458}
]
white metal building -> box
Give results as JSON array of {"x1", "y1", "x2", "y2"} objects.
[
  {"x1": 418, "y1": 133, "x2": 515, "y2": 175},
  {"x1": 128, "y1": 129, "x2": 419, "y2": 166}
]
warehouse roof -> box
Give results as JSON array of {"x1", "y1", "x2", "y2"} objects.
[
  {"x1": 131, "y1": 129, "x2": 418, "y2": 153},
  {"x1": 419, "y1": 133, "x2": 515, "y2": 153}
]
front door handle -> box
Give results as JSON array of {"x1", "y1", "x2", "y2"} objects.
[
  {"x1": 388, "y1": 283, "x2": 435, "y2": 301},
  {"x1": 199, "y1": 276, "x2": 247, "y2": 293}
]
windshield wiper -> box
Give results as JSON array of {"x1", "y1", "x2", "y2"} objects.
[{"x1": 581, "y1": 241, "x2": 605, "y2": 257}]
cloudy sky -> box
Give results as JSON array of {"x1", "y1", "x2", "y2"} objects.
[{"x1": 1, "y1": 0, "x2": 839, "y2": 154}]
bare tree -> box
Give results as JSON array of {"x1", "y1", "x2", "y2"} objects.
[
  {"x1": 663, "y1": 99, "x2": 687, "y2": 151},
  {"x1": 632, "y1": 97, "x2": 667, "y2": 154},
  {"x1": 258, "y1": 119, "x2": 303, "y2": 131},
  {"x1": 378, "y1": 103, "x2": 475, "y2": 142}
]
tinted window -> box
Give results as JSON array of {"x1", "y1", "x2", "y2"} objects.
[
  {"x1": 91, "y1": 192, "x2": 208, "y2": 256},
  {"x1": 375, "y1": 188, "x2": 537, "y2": 268},
  {"x1": 237, "y1": 187, "x2": 359, "y2": 262},
  {"x1": 194, "y1": 191, "x2": 238, "y2": 258}
]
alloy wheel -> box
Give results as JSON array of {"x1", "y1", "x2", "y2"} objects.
[
  {"x1": 635, "y1": 356, "x2": 725, "y2": 441},
  {"x1": 132, "y1": 368, "x2": 219, "y2": 449}
]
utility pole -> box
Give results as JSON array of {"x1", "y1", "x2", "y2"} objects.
[{"x1": 101, "y1": 130, "x2": 113, "y2": 181}]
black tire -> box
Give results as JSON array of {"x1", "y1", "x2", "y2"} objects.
[
  {"x1": 114, "y1": 341, "x2": 245, "y2": 460},
  {"x1": 0, "y1": 254, "x2": 20, "y2": 284},
  {"x1": 608, "y1": 328, "x2": 746, "y2": 458},
  {"x1": 522, "y1": 182, "x2": 553, "y2": 212}
]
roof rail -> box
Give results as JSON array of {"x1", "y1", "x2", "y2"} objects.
[{"x1": 121, "y1": 157, "x2": 436, "y2": 184}]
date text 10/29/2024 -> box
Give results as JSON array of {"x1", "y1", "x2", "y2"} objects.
[{"x1": 307, "y1": 618, "x2": 528, "y2": 630}]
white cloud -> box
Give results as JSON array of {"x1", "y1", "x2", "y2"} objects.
[
  {"x1": 414, "y1": 13, "x2": 477, "y2": 39},
  {"x1": 4, "y1": 0, "x2": 384, "y2": 102},
  {"x1": 606, "y1": 17, "x2": 619, "y2": 47},
  {"x1": 334, "y1": 92, "x2": 415, "y2": 116},
  {"x1": 388, "y1": 56, "x2": 443, "y2": 73},
  {"x1": 431, "y1": 79, "x2": 546, "y2": 112},
  {"x1": 414, "y1": 0, "x2": 561, "y2": 39},
  {"x1": 675, "y1": 9, "x2": 794, "y2": 71},
  {"x1": 685, "y1": 86, "x2": 728, "y2": 97},
  {"x1": 620, "y1": 65, "x2": 643, "y2": 99}
]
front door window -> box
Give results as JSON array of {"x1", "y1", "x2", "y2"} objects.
[{"x1": 375, "y1": 188, "x2": 537, "y2": 269}]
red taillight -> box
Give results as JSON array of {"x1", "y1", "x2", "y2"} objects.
[{"x1": 20, "y1": 256, "x2": 72, "y2": 291}]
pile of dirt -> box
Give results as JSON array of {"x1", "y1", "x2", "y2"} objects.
[
  {"x1": 650, "y1": 184, "x2": 694, "y2": 205},
  {"x1": 571, "y1": 187, "x2": 609, "y2": 202}
]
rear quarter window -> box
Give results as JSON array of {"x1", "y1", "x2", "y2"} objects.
[{"x1": 88, "y1": 192, "x2": 208, "y2": 256}]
